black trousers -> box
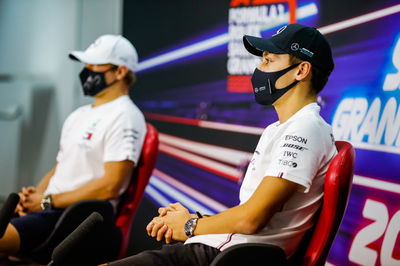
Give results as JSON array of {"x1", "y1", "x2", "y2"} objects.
[
  {"x1": 11, "y1": 200, "x2": 119, "y2": 265},
  {"x1": 10, "y1": 209, "x2": 64, "y2": 253},
  {"x1": 107, "y1": 243, "x2": 220, "y2": 266}
]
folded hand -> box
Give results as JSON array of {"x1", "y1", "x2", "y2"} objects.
[{"x1": 146, "y1": 202, "x2": 191, "y2": 243}]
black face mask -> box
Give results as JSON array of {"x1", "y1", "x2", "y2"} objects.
[
  {"x1": 251, "y1": 63, "x2": 300, "y2": 106},
  {"x1": 79, "y1": 67, "x2": 118, "y2": 96}
]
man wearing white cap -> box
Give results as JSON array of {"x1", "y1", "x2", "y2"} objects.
[{"x1": 0, "y1": 35, "x2": 146, "y2": 258}]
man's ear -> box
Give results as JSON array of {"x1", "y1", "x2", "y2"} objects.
[
  {"x1": 295, "y1": 61, "x2": 312, "y2": 81},
  {"x1": 116, "y1": 65, "x2": 129, "y2": 80}
]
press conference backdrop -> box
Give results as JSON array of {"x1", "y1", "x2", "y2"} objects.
[{"x1": 124, "y1": 0, "x2": 400, "y2": 264}]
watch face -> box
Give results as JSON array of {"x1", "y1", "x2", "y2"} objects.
[
  {"x1": 184, "y1": 218, "x2": 198, "y2": 237},
  {"x1": 184, "y1": 220, "x2": 192, "y2": 236},
  {"x1": 41, "y1": 196, "x2": 52, "y2": 210},
  {"x1": 43, "y1": 201, "x2": 51, "y2": 210}
]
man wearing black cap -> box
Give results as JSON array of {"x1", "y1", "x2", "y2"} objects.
[{"x1": 105, "y1": 24, "x2": 337, "y2": 266}]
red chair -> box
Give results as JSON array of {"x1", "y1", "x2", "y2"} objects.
[
  {"x1": 300, "y1": 140, "x2": 355, "y2": 265},
  {"x1": 28, "y1": 123, "x2": 159, "y2": 264},
  {"x1": 115, "y1": 122, "x2": 159, "y2": 258},
  {"x1": 210, "y1": 141, "x2": 355, "y2": 266}
]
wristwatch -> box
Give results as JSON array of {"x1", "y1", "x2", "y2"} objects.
[
  {"x1": 40, "y1": 194, "x2": 53, "y2": 210},
  {"x1": 184, "y1": 218, "x2": 199, "y2": 238}
]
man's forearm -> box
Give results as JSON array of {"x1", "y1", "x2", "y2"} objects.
[
  {"x1": 51, "y1": 175, "x2": 117, "y2": 209},
  {"x1": 194, "y1": 203, "x2": 269, "y2": 236},
  {"x1": 36, "y1": 165, "x2": 57, "y2": 194},
  {"x1": 154, "y1": 201, "x2": 270, "y2": 243},
  {"x1": 50, "y1": 160, "x2": 134, "y2": 209},
  {"x1": 186, "y1": 176, "x2": 300, "y2": 238}
]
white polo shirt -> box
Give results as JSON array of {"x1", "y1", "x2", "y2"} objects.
[
  {"x1": 185, "y1": 103, "x2": 337, "y2": 257},
  {"x1": 44, "y1": 95, "x2": 146, "y2": 208}
]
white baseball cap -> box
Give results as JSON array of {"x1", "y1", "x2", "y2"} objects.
[{"x1": 69, "y1": 34, "x2": 138, "y2": 72}]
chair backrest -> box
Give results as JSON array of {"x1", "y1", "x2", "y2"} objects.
[
  {"x1": 115, "y1": 123, "x2": 159, "y2": 258},
  {"x1": 300, "y1": 141, "x2": 355, "y2": 265}
]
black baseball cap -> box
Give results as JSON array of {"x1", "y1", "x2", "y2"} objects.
[{"x1": 243, "y1": 24, "x2": 334, "y2": 74}]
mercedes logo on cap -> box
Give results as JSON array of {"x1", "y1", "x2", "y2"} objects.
[{"x1": 291, "y1": 43, "x2": 300, "y2": 51}]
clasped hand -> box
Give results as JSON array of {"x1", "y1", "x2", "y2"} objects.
[
  {"x1": 146, "y1": 202, "x2": 191, "y2": 244},
  {"x1": 16, "y1": 186, "x2": 43, "y2": 216}
]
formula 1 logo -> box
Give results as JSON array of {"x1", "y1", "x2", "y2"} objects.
[
  {"x1": 227, "y1": 0, "x2": 298, "y2": 92},
  {"x1": 229, "y1": 0, "x2": 297, "y2": 23}
]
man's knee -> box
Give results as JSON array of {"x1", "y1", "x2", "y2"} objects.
[{"x1": 0, "y1": 223, "x2": 21, "y2": 255}]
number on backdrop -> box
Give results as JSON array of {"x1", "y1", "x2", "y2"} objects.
[{"x1": 349, "y1": 199, "x2": 400, "y2": 266}]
